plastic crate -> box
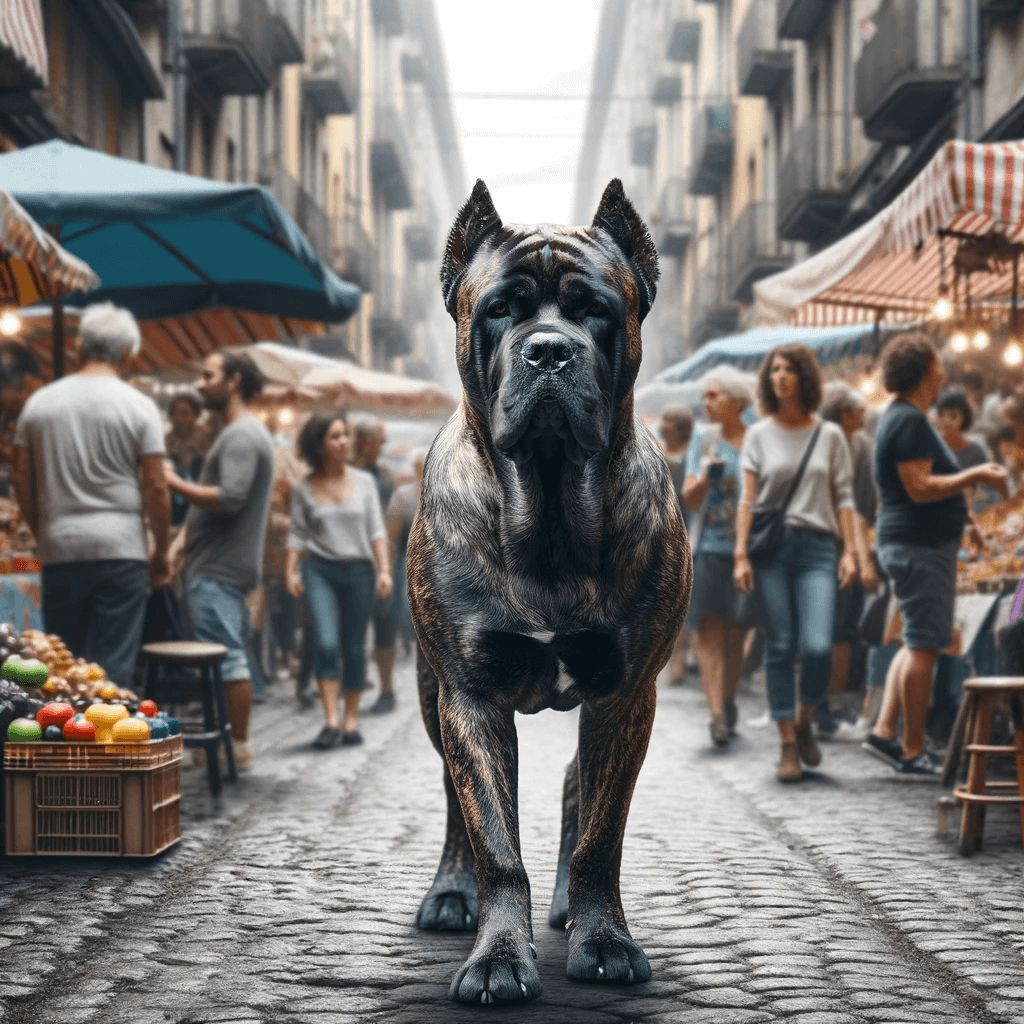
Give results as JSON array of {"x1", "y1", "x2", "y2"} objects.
[
  {"x1": 4, "y1": 735, "x2": 183, "y2": 771},
  {"x1": 4, "y1": 744, "x2": 182, "y2": 857}
]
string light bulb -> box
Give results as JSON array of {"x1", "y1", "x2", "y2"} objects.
[
  {"x1": 1005, "y1": 341, "x2": 1024, "y2": 367},
  {"x1": 0, "y1": 310, "x2": 21, "y2": 336},
  {"x1": 279, "y1": 407, "x2": 295, "y2": 426},
  {"x1": 951, "y1": 331, "x2": 969, "y2": 353},
  {"x1": 860, "y1": 378, "x2": 877, "y2": 397},
  {"x1": 932, "y1": 295, "x2": 953, "y2": 321},
  {"x1": 972, "y1": 329, "x2": 990, "y2": 350}
]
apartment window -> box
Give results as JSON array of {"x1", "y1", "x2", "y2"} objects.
[{"x1": 227, "y1": 139, "x2": 236, "y2": 182}]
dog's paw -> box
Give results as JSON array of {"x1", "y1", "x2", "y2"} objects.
[
  {"x1": 449, "y1": 933, "x2": 541, "y2": 1004},
  {"x1": 548, "y1": 885, "x2": 569, "y2": 930},
  {"x1": 566, "y1": 918, "x2": 651, "y2": 985},
  {"x1": 416, "y1": 881, "x2": 478, "y2": 931}
]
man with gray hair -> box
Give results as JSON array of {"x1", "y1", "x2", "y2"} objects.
[{"x1": 12, "y1": 302, "x2": 171, "y2": 685}]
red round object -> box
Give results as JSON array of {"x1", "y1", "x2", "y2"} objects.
[
  {"x1": 138, "y1": 699, "x2": 158, "y2": 718},
  {"x1": 37, "y1": 702, "x2": 75, "y2": 729},
  {"x1": 62, "y1": 719, "x2": 96, "y2": 741}
]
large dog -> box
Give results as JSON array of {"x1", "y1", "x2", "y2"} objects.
[{"x1": 407, "y1": 179, "x2": 692, "y2": 1005}]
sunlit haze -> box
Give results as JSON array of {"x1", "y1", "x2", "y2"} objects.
[{"x1": 434, "y1": 0, "x2": 604, "y2": 226}]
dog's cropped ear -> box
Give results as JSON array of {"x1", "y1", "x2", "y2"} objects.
[
  {"x1": 441, "y1": 180, "x2": 503, "y2": 317},
  {"x1": 592, "y1": 179, "x2": 659, "y2": 318}
]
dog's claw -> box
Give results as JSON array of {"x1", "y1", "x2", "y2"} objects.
[
  {"x1": 597, "y1": 966, "x2": 605, "y2": 978},
  {"x1": 520, "y1": 982, "x2": 528, "y2": 995},
  {"x1": 629, "y1": 968, "x2": 635, "y2": 982},
  {"x1": 529, "y1": 942, "x2": 537, "y2": 959},
  {"x1": 481, "y1": 992, "x2": 493, "y2": 1005}
]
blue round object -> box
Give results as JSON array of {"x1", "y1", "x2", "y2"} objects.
[
  {"x1": 43, "y1": 724, "x2": 64, "y2": 741},
  {"x1": 147, "y1": 719, "x2": 169, "y2": 740},
  {"x1": 71, "y1": 713, "x2": 87, "y2": 723},
  {"x1": 165, "y1": 716, "x2": 181, "y2": 736}
]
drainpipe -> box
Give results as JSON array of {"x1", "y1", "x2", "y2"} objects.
[
  {"x1": 963, "y1": 0, "x2": 981, "y2": 138},
  {"x1": 169, "y1": 0, "x2": 188, "y2": 171}
]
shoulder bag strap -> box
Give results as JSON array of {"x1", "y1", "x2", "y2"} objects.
[{"x1": 777, "y1": 422, "x2": 823, "y2": 516}]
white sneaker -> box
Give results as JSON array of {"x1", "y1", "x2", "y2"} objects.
[
  {"x1": 745, "y1": 711, "x2": 772, "y2": 729},
  {"x1": 230, "y1": 741, "x2": 253, "y2": 772},
  {"x1": 832, "y1": 718, "x2": 870, "y2": 742}
]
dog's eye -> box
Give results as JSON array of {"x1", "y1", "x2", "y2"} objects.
[
  {"x1": 588, "y1": 301, "x2": 608, "y2": 317},
  {"x1": 487, "y1": 302, "x2": 510, "y2": 319}
]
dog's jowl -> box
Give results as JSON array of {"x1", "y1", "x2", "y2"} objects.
[{"x1": 406, "y1": 178, "x2": 693, "y2": 1005}]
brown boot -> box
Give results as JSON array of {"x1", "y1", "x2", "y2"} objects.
[
  {"x1": 778, "y1": 741, "x2": 802, "y2": 782},
  {"x1": 794, "y1": 722, "x2": 822, "y2": 767}
]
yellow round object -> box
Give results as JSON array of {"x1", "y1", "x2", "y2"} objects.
[
  {"x1": 84, "y1": 702, "x2": 130, "y2": 743},
  {"x1": 111, "y1": 717, "x2": 150, "y2": 743},
  {"x1": 98, "y1": 684, "x2": 119, "y2": 700}
]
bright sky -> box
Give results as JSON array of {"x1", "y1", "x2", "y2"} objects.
[{"x1": 433, "y1": 0, "x2": 605, "y2": 227}]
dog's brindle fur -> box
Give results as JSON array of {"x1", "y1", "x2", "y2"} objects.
[{"x1": 407, "y1": 179, "x2": 692, "y2": 1005}]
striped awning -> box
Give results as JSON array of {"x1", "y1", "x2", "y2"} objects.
[
  {"x1": 0, "y1": 0, "x2": 46, "y2": 89},
  {"x1": 754, "y1": 140, "x2": 1024, "y2": 326},
  {"x1": 0, "y1": 189, "x2": 99, "y2": 306}
]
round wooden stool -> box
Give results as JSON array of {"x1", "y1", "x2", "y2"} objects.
[
  {"x1": 141, "y1": 641, "x2": 237, "y2": 797},
  {"x1": 941, "y1": 677, "x2": 1024, "y2": 856}
]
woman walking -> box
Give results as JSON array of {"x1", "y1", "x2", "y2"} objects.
[
  {"x1": 734, "y1": 344, "x2": 862, "y2": 781},
  {"x1": 682, "y1": 366, "x2": 754, "y2": 746},
  {"x1": 285, "y1": 412, "x2": 393, "y2": 749},
  {"x1": 864, "y1": 334, "x2": 1007, "y2": 777}
]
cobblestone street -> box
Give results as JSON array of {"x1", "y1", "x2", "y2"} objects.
[{"x1": 3, "y1": 658, "x2": 1024, "y2": 1024}]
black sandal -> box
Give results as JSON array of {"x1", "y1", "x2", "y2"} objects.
[
  {"x1": 341, "y1": 730, "x2": 364, "y2": 746},
  {"x1": 313, "y1": 725, "x2": 341, "y2": 749}
]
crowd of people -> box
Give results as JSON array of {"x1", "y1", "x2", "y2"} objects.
[
  {"x1": 9, "y1": 302, "x2": 424, "y2": 767},
  {"x1": 664, "y1": 331, "x2": 1013, "y2": 782}
]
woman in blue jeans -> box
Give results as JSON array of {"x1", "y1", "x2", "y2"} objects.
[
  {"x1": 734, "y1": 344, "x2": 863, "y2": 781},
  {"x1": 285, "y1": 412, "x2": 393, "y2": 749}
]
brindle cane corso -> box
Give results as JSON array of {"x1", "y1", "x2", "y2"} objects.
[{"x1": 407, "y1": 178, "x2": 692, "y2": 1005}]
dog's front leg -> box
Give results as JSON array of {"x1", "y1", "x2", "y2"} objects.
[
  {"x1": 438, "y1": 681, "x2": 541, "y2": 1005},
  {"x1": 566, "y1": 679, "x2": 656, "y2": 985}
]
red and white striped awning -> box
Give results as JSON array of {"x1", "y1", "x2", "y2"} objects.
[
  {"x1": 0, "y1": 0, "x2": 47, "y2": 90},
  {"x1": 754, "y1": 140, "x2": 1024, "y2": 326}
]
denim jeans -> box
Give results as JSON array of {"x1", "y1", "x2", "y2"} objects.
[
  {"x1": 42, "y1": 558, "x2": 150, "y2": 688},
  {"x1": 754, "y1": 527, "x2": 839, "y2": 721},
  {"x1": 186, "y1": 577, "x2": 253, "y2": 683},
  {"x1": 302, "y1": 555, "x2": 376, "y2": 691}
]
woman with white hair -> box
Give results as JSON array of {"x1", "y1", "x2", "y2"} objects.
[{"x1": 682, "y1": 364, "x2": 755, "y2": 747}]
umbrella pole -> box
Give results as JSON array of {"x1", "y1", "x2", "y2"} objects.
[{"x1": 52, "y1": 289, "x2": 64, "y2": 380}]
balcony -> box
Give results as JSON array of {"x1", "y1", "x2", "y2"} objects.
[
  {"x1": 334, "y1": 213, "x2": 376, "y2": 292},
  {"x1": 656, "y1": 179, "x2": 696, "y2": 259},
  {"x1": 371, "y1": 105, "x2": 413, "y2": 210},
  {"x1": 690, "y1": 260, "x2": 738, "y2": 345},
  {"x1": 738, "y1": 0, "x2": 793, "y2": 97},
  {"x1": 778, "y1": 113, "x2": 875, "y2": 242},
  {"x1": 266, "y1": 0, "x2": 303, "y2": 64},
  {"x1": 651, "y1": 75, "x2": 683, "y2": 107},
  {"x1": 855, "y1": 0, "x2": 961, "y2": 143},
  {"x1": 184, "y1": 0, "x2": 273, "y2": 96},
  {"x1": 778, "y1": 0, "x2": 833, "y2": 38},
  {"x1": 405, "y1": 197, "x2": 437, "y2": 261},
  {"x1": 259, "y1": 158, "x2": 330, "y2": 263},
  {"x1": 302, "y1": 25, "x2": 358, "y2": 117},
  {"x1": 371, "y1": 316, "x2": 412, "y2": 362},
  {"x1": 727, "y1": 202, "x2": 794, "y2": 302},
  {"x1": 371, "y1": 0, "x2": 403, "y2": 35},
  {"x1": 630, "y1": 124, "x2": 657, "y2": 167},
  {"x1": 689, "y1": 101, "x2": 734, "y2": 195},
  {"x1": 667, "y1": 20, "x2": 701, "y2": 62}
]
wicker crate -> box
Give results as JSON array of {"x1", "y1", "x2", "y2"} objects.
[
  {"x1": 4, "y1": 735, "x2": 183, "y2": 771},
  {"x1": 4, "y1": 744, "x2": 182, "y2": 856}
]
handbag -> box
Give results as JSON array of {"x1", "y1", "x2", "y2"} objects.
[{"x1": 746, "y1": 423, "x2": 822, "y2": 562}]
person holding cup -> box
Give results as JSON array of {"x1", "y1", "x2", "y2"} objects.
[{"x1": 682, "y1": 366, "x2": 755, "y2": 747}]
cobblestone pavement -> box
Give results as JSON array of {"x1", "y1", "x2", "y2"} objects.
[{"x1": 3, "y1": 658, "x2": 1024, "y2": 1024}]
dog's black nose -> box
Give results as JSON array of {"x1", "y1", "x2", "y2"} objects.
[{"x1": 521, "y1": 334, "x2": 575, "y2": 373}]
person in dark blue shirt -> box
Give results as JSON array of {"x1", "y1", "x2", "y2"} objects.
[{"x1": 864, "y1": 333, "x2": 1007, "y2": 779}]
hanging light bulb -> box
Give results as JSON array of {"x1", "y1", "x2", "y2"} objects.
[
  {"x1": 931, "y1": 295, "x2": 953, "y2": 321},
  {"x1": 279, "y1": 407, "x2": 295, "y2": 426},
  {"x1": 1005, "y1": 341, "x2": 1024, "y2": 367},
  {"x1": 972, "y1": 328, "x2": 990, "y2": 350},
  {"x1": 860, "y1": 378, "x2": 877, "y2": 397},
  {"x1": 951, "y1": 331, "x2": 969, "y2": 353},
  {"x1": 0, "y1": 310, "x2": 21, "y2": 336}
]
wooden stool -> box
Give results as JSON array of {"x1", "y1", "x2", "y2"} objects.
[
  {"x1": 141, "y1": 641, "x2": 237, "y2": 797},
  {"x1": 940, "y1": 677, "x2": 1024, "y2": 856}
]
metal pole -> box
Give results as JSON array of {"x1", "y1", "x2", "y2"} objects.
[
  {"x1": 171, "y1": 0, "x2": 188, "y2": 171},
  {"x1": 47, "y1": 223, "x2": 65, "y2": 379}
]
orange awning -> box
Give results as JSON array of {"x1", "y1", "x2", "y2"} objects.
[
  {"x1": 0, "y1": 0, "x2": 46, "y2": 90},
  {"x1": 754, "y1": 140, "x2": 1024, "y2": 326}
]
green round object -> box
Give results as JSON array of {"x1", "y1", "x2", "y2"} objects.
[
  {"x1": 7, "y1": 717, "x2": 42, "y2": 741},
  {"x1": 13, "y1": 658, "x2": 47, "y2": 688},
  {"x1": 2, "y1": 655, "x2": 23, "y2": 681}
]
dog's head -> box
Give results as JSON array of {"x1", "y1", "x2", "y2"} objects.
[{"x1": 440, "y1": 179, "x2": 659, "y2": 467}]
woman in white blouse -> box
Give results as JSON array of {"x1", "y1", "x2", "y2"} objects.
[{"x1": 285, "y1": 412, "x2": 393, "y2": 749}]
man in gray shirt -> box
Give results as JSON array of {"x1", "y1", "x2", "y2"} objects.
[
  {"x1": 166, "y1": 352, "x2": 274, "y2": 771},
  {"x1": 13, "y1": 303, "x2": 171, "y2": 686}
]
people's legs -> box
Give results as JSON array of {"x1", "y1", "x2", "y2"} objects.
[
  {"x1": 791, "y1": 534, "x2": 838, "y2": 715},
  {"x1": 41, "y1": 562, "x2": 91, "y2": 663},
  {"x1": 668, "y1": 625, "x2": 690, "y2": 684},
  {"x1": 301, "y1": 557, "x2": 344, "y2": 731},
  {"x1": 829, "y1": 643, "x2": 851, "y2": 697},
  {"x1": 81, "y1": 559, "x2": 150, "y2": 686},
  {"x1": 874, "y1": 645, "x2": 909, "y2": 741},
  {"x1": 899, "y1": 647, "x2": 940, "y2": 759},
  {"x1": 336, "y1": 562, "x2": 376, "y2": 734},
  {"x1": 755, "y1": 553, "x2": 798, "y2": 726},
  {"x1": 722, "y1": 620, "x2": 745, "y2": 704},
  {"x1": 694, "y1": 615, "x2": 728, "y2": 743},
  {"x1": 369, "y1": 589, "x2": 398, "y2": 710}
]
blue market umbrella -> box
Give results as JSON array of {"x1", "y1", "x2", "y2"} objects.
[{"x1": 0, "y1": 140, "x2": 360, "y2": 344}]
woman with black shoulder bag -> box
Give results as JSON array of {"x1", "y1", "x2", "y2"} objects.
[{"x1": 733, "y1": 344, "x2": 862, "y2": 782}]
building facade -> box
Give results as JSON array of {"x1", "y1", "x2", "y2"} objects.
[
  {"x1": 0, "y1": 0, "x2": 466, "y2": 386},
  {"x1": 575, "y1": 0, "x2": 1024, "y2": 379}
]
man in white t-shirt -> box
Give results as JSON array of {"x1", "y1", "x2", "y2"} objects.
[{"x1": 12, "y1": 303, "x2": 171, "y2": 686}]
